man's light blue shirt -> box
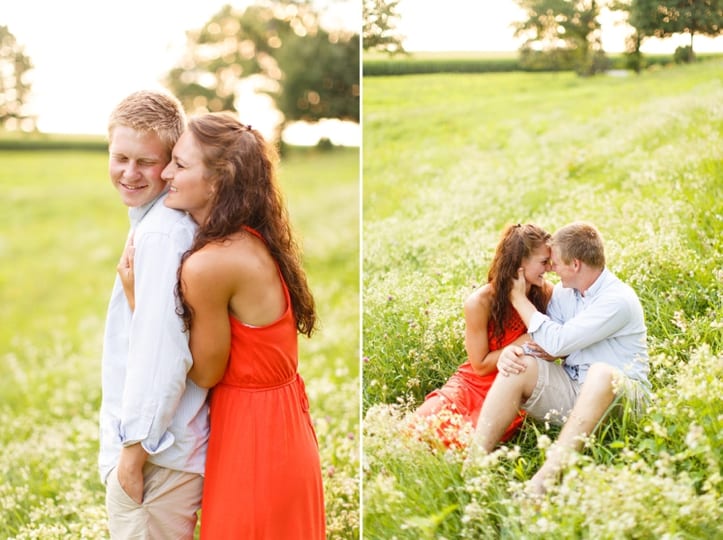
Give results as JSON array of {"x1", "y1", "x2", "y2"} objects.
[
  {"x1": 99, "y1": 192, "x2": 209, "y2": 483},
  {"x1": 527, "y1": 268, "x2": 650, "y2": 388}
]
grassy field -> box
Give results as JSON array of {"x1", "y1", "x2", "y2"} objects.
[
  {"x1": 362, "y1": 50, "x2": 722, "y2": 76},
  {"x1": 362, "y1": 61, "x2": 722, "y2": 538},
  {"x1": 0, "y1": 145, "x2": 360, "y2": 538}
]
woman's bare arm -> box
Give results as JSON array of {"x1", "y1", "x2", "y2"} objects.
[{"x1": 181, "y1": 250, "x2": 233, "y2": 388}]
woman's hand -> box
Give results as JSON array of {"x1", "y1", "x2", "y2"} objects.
[
  {"x1": 497, "y1": 344, "x2": 528, "y2": 376},
  {"x1": 117, "y1": 234, "x2": 136, "y2": 311},
  {"x1": 510, "y1": 267, "x2": 527, "y2": 304}
]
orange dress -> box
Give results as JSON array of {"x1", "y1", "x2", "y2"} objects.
[
  {"x1": 413, "y1": 308, "x2": 527, "y2": 449},
  {"x1": 199, "y1": 232, "x2": 325, "y2": 539}
]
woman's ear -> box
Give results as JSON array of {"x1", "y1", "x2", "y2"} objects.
[{"x1": 206, "y1": 177, "x2": 217, "y2": 199}]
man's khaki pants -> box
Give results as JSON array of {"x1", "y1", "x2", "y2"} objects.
[{"x1": 106, "y1": 462, "x2": 203, "y2": 540}]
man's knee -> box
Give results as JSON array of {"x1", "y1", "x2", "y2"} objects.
[
  {"x1": 493, "y1": 355, "x2": 538, "y2": 403},
  {"x1": 582, "y1": 363, "x2": 619, "y2": 401},
  {"x1": 504, "y1": 355, "x2": 539, "y2": 398},
  {"x1": 587, "y1": 362, "x2": 617, "y2": 383}
]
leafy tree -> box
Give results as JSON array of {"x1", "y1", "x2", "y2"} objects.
[
  {"x1": 165, "y1": 1, "x2": 359, "y2": 139},
  {"x1": 623, "y1": 28, "x2": 645, "y2": 72},
  {"x1": 0, "y1": 26, "x2": 34, "y2": 130},
  {"x1": 610, "y1": 0, "x2": 658, "y2": 72},
  {"x1": 617, "y1": 0, "x2": 722, "y2": 62},
  {"x1": 514, "y1": 0, "x2": 610, "y2": 75},
  {"x1": 362, "y1": 0, "x2": 405, "y2": 54},
  {"x1": 622, "y1": 0, "x2": 662, "y2": 38},
  {"x1": 657, "y1": 0, "x2": 722, "y2": 55},
  {"x1": 274, "y1": 18, "x2": 359, "y2": 122}
]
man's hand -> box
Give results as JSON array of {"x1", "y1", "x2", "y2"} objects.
[
  {"x1": 523, "y1": 341, "x2": 556, "y2": 362},
  {"x1": 117, "y1": 443, "x2": 148, "y2": 504},
  {"x1": 497, "y1": 345, "x2": 527, "y2": 377}
]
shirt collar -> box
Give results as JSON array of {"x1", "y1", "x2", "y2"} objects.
[
  {"x1": 576, "y1": 267, "x2": 609, "y2": 299},
  {"x1": 128, "y1": 192, "x2": 166, "y2": 228}
]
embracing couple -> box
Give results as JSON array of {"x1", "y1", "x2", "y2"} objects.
[
  {"x1": 98, "y1": 90, "x2": 325, "y2": 539},
  {"x1": 412, "y1": 221, "x2": 650, "y2": 494}
]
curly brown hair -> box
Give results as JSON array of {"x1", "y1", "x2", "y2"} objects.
[
  {"x1": 487, "y1": 223, "x2": 551, "y2": 342},
  {"x1": 176, "y1": 112, "x2": 316, "y2": 336}
]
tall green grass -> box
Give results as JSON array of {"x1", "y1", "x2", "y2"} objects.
[
  {"x1": 362, "y1": 61, "x2": 722, "y2": 538},
  {"x1": 0, "y1": 145, "x2": 360, "y2": 539}
]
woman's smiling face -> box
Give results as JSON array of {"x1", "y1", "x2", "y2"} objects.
[
  {"x1": 521, "y1": 244, "x2": 551, "y2": 288},
  {"x1": 161, "y1": 130, "x2": 215, "y2": 224}
]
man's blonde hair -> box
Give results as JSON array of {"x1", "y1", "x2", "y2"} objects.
[
  {"x1": 551, "y1": 221, "x2": 605, "y2": 268},
  {"x1": 108, "y1": 90, "x2": 186, "y2": 155}
]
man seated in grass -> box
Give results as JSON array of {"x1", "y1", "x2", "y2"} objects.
[{"x1": 471, "y1": 221, "x2": 649, "y2": 494}]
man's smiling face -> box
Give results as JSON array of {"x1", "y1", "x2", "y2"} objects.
[{"x1": 109, "y1": 125, "x2": 169, "y2": 208}]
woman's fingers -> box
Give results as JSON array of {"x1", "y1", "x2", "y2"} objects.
[{"x1": 499, "y1": 345, "x2": 527, "y2": 376}]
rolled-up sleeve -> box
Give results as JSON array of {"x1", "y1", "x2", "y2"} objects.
[
  {"x1": 119, "y1": 224, "x2": 194, "y2": 454},
  {"x1": 530, "y1": 295, "x2": 631, "y2": 358}
]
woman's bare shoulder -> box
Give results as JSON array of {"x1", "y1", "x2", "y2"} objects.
[
  {"x1": 186, "y1": 232, "x2": 272, "y2": 282},
  {"x1": 181, "y1": 244, "x2": 227, "y2": 285},
  {"x1": 464, "y1": 283, "x2": 494, "y2": 312}
]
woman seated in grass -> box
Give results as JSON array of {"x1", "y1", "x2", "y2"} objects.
[{"x1": 411, "y1": 223, "x2": 554, "y2": 449}]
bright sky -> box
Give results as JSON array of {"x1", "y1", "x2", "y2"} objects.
[
  {"x1": 2, "y1": 0, "x2": 359, "y2": 142},
  {"x1": 396, "y1": 0, "x2": 723, "y2": 54},
  {"x1": 4, "y1": 1, "x2": 721, "y2": 137}
]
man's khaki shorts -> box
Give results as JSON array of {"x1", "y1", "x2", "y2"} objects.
[
  {"x1": 106, "y1": 462, "x2": 203, "y2": 540},
  {"x1": 522, "y1": 357, "x2": 647, "y2": 426}
]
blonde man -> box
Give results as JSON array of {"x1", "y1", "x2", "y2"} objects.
[{"x1": 99, "y1": 90, "x2": 208, "y2": 539}]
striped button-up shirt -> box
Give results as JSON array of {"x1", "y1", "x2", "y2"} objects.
[
  {"x1": 99, "y1": 193, "x2": 208, "y2": 483},
  {"x1": 528, "y1": 268, "x2": 650, "y2": 388}
]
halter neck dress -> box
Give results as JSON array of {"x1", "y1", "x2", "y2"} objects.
[
  {"x1": 199, "y1": 227, "x2": 325, "y2": 539},
  {"x1": 413, "y1": 308, "x2": 527, "y2": 448}
]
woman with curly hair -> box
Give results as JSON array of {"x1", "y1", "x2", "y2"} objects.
[
  {"x1": 411, "y1": 223, "x2": 554, "y2": 449},
  {"x1": 171, "y1": 112, "x2": 324, "y2": 538},
  {"x1": 121, "y1": 111, "x2": 325, "y2": 538}
]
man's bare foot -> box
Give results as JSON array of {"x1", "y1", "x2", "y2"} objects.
[{"x1": 526, "y1": 468, "x2": 551, "y2": 496}]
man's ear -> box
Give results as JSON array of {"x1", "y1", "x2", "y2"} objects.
[{"x1": 572, "y1": 259, "x2": 582, "y2": 272}]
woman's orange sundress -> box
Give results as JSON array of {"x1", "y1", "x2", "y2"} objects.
[
  {"x1": 412, "y1": 308, "x2": 527, "y2": 449},
  {"x1": 199, "y1": 228, "x2": 325, "y2": 539}
]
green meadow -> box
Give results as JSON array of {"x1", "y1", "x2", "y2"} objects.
[
  {"x1": 363, "y1": 61, "x2": 722, "y2": 538},
  {"x1": 0, "y1": 145, "x2": 360, "y2": 538},
  {"x1": 361, "y1": 50, "x2": 717, "y2": 77}
]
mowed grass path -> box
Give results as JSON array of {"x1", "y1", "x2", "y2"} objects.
[
  {"x1": 0, "y1": 146, "x2": 360, "y2": 538},
  {"x1": 363, "y1": 61, "x2": 722, "y2": 538}
]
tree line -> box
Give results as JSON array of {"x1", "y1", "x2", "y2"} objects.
[
  {"x1": 363, "y1": 0, "x2": 723, "y2": 75},
  {"x1": 1, "y1": 0, "x2": 359, "y2": 136},
  {"x1": 3, "y1": 1, "x2": 721, "y2": 130}
]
